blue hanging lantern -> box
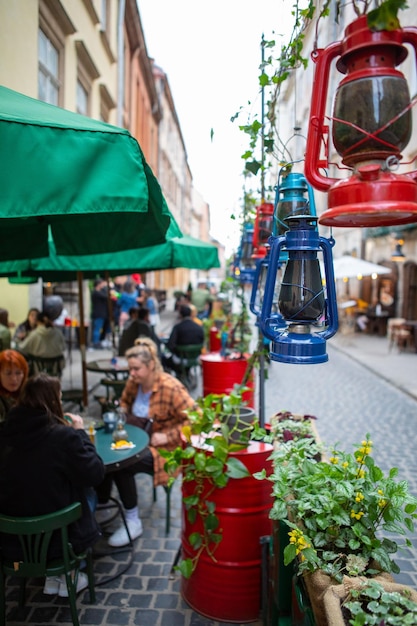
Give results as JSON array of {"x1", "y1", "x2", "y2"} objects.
[
  {"x1": 237, "y1": 223, "x2": 256, "y2": 284},
  {"x1": 275, "y1": 172, "x2": 317, "y2": 236},
  {"x1": 260, "y1": 214, "x2": 338, "y2": 364},
  {"x1": 250, "y1": 171, "x2": 318, "y2": 326}
]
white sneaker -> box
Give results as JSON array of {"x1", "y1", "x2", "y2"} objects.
[
  {"x1": 43, "y1": 576, "x2": 61, "y2": 595},
  {"x1": 58, "y1": 571, "x2": 89, "y2": 597},
  {"x1": 108, "y1": 518, "x2": 143, "y2": 547},
  {"x1": 95, "y1": 506, "x2": 116, "y2": 525}
]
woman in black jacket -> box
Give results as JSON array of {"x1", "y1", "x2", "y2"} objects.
[{"x1": 0, "y1": 374, "x2": 105, "y2": 597}]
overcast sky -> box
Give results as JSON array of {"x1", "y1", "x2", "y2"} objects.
[{"x1": 138, "y1": 0, "x2": 299, "y2": 255}]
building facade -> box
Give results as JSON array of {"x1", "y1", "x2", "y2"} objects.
[{"x1": 0, "y1": 0, "x2": 224, "y2": 327}]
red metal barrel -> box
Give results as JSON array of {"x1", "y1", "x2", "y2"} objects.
[
  {"x1": 181, "y1": 441, "x2": 273, "y2": 623},
  {"x1": 200, "y1": 353, "x2": 255, "y2": 408},
  {"x1": 209, "y1": 325, "x2": 222, "y2": 352}
]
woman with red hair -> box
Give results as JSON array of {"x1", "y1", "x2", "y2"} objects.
[{"x1": 0, "y1": 349, "x2": 29, "y2": 422}]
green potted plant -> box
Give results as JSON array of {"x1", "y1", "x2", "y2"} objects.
[
  {"x1": 269, "y1": 410, "x2": 319, "y2": 445},
  {"x1": 161, "y1": 388, "x2": 266, "y2": 577},
  {"x1": 160, "y1": 388, "x2": 272, "y2": 622},
  {"x1": 257, "y1": 434, "x2": 417, "y2": 625},
  {"x1": 323, "y1": 577, "x2": 417, "y2": 626}
]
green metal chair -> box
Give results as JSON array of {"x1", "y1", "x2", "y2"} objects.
[
  {"x1": 24, "y1": 354, "x2": 65, "y2": 378},
  {"x1": 152, "y1": 483, "x2": 175, "y2": 536},
  {"x1": 174, "y1": 343, "x2": 203, "y2": 390},
  {"x1": 0, "y1": 502, "x2": 95, "y2": 626}
]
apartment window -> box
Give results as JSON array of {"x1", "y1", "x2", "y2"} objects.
[
  {"x1": 75, "y1": 40, "x2": 100, "y2": 118},
  {"x1": 101, "y1": 0, "x2": 109, "y2": 32},
  {"x1": 38, "y1": 29, "x2": 60, "y2": 105},
  {"x1": 38, "y1": 0, "x2": 75, "y2": 105},
  {"x1": 76, "y1": 80, "x2": 89, "y2": 116}
]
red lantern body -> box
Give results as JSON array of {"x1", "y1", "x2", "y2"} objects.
[
  {"x1": 252, "y1": 202, "x2": 274, "y2": 258},
  {"x1": 305, "y1": 15, "x2": 417, "y2": 227}
]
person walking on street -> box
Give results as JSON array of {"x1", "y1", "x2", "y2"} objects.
[
  {"x1": 191, "y1": 283, "x2": 213, "y2": 319},
  {"x1": 91, "y1": 277, "x2": 110, "y2": 349}
]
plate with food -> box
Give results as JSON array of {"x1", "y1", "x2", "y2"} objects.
[{"x1": 111, "y1": 440, "x2": 136, "y2": 450}]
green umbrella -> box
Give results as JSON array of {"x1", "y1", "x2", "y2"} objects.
[
  {"x1": 0, "y1": 233, "x2": 220, "y2": 406},
  {"x1": 0, "y1": 234, "x2": 220, "y2": 281},
  {"x1": 0, "y1": 85, "x2": 181, "y2": 261}
]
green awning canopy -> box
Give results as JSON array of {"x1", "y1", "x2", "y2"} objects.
[
  {"x1": 0, "y1": 85, "x2": 181, "y2": 260},
  {"x1": 0, "y1": 233, "x2": 220, "y2": 282}
]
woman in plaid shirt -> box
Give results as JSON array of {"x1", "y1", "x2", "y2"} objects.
[{"x1": 97, "y1": 338, "x2": 196, "y2": 547}]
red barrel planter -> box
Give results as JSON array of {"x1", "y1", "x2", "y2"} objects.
[
  {"x1": 209, "y1": 325, "x2": 222, "y2": 352},
  {"x1": 200, "y1": 353, "x2": 255, "y2": 408},
  {"x1": 181, "y1": 441, "x2": 273, "y2": 623}
]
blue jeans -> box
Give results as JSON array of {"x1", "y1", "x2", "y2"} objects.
[{"x1": 92, "y1": 317, "x2": 105, "y2": 345}]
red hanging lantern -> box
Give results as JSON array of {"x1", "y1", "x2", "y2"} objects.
[
  {"x1": 305, "y1": 15, "x2": 417, "y2": 228},
  {"x1": 252, "y1": 202, "x2": 274, "y2": 258}
]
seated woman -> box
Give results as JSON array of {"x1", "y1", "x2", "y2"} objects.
[
  {"x1": 0, "y1": 349, "x2": 29, "y2": 422},
  {"x1": 96, "y1": 338, "x2": 196, "y2": 547},
  {"x1": 17, "y1": 310, "x2": 66, "y2": 375},
  {"x1": 0, "y1": 374, "x2": 105, "y2": 596},
  {"x1": 13, "y1": 307, "x2": 40, "y2": 343},
  {"x1": 0, "y1": 309, "x2": 12, "y2": 351}
]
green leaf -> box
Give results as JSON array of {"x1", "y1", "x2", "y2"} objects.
[
  {"x1": 205, "y1": 512, "x2": 220, "y2": 532},
  {"x1": 194, "y1": 452, "x2": 207, "y2": 472},
  {"x1": 245, "y1": 160, "x2": 262, "y2": 176},
  {"x1": 367, "y1": 0, "x2": 407, "y2": 32},
  {"x1": 283, "y1": 543, "x2": 297, "y2": 566},
  {"x1": 177, "y1": 559, "x2": 194, "y2": 579},
  {"x1": 189, "y1": 532, "x2": 202, "y2": 549},
  {"x1": 226, "y1": 457, "x2": 250, "y2": 479}
]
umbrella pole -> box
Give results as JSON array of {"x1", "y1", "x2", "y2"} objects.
[{"x1": 77, "y1": 271, "x2": 89, "y2": 408}]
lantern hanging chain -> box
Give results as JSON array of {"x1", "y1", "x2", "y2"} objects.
[{"x1": 260, "y1": 33, "x2": 266, "y2": 201}]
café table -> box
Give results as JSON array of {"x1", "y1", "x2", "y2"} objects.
[
  {"x1": 86, "y1": 357, "x2": 129, "y2": 380},
  {"x1": 95, "y1": 423, "x2": 149, "y2": 472},
  {"x1": 93, "y1": 423, "x2": 149, "y2": 584}
]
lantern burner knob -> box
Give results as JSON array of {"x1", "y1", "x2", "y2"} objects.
[
  {"x1": 357, "y1": 163, "x2": 381, "y2": 181},
  {"x1": 288, "y1": 324, "x2": 311, "y2": 334}
]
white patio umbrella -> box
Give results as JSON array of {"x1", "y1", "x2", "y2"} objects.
[{"x1": 331, "y1": 255, "x2": 392, "y2": 280}]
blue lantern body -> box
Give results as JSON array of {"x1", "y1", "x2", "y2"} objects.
[
  {"x1": 275, "y1": 172, "x2": 317, "y2": 236},
  {"x1": 237, "y1": 223, "x2": 256, "y2": 284},
  {"x1": 260, "y1": 215, "x2": 338, "y2": 364},
  {"x1": 250, "y1": 172, "x2": 318, "y2": 327}
]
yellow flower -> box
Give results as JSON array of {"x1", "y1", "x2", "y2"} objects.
[
  {"x1": 378, "y1": 489, "x2": 384, "y2": 495},
  {"x1": 356, "y1": 455, "x2": 363, "y2": 463},
  {"x1": 182, "y1": 425, "x2": 192, "y2": 442},
  {"x1": 357, "y1": 469, "x2": 365, "y2": 478},
  {"x1": 355, "y1": 492, "x2": 364, "y2": 502},
  {"x1": 329, "y1": 456, "x2": 338, "y2": 464},
  {"x1": 379, "y1": 499, "x2": 387, "y2": 508},
  {"x1": 351, "y1": 510, "x2": 364, "y2": 520},
  {"x1": 342, "y1": 461, "x2": 349, "y2": 468}
]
